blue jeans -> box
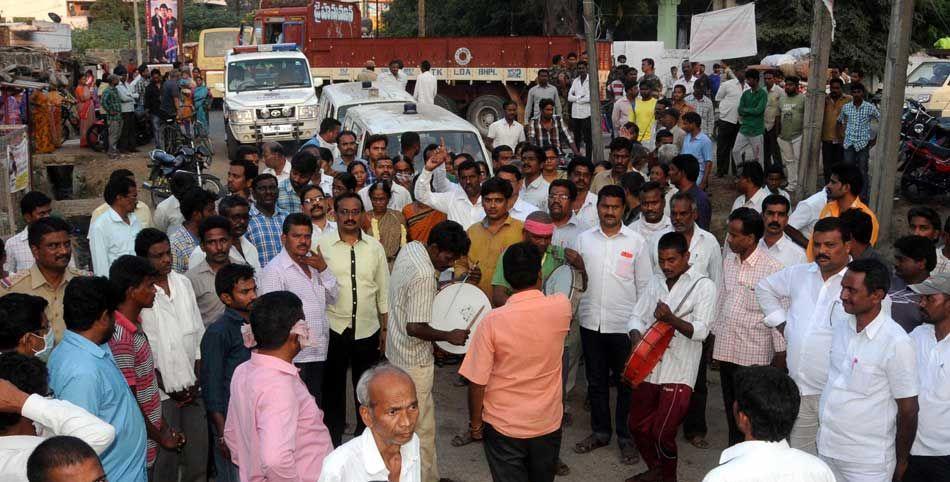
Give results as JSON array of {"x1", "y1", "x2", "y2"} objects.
[
  {"x1": 151, "y1": 114, "x2": 163, "y2": 151},
  {"x1": 843, "y1": 145, "x2": 870, "y2": 202}
]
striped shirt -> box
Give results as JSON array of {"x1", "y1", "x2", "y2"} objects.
[
  {"x1": 526, "y1": 115, "x2": 575, "y2": 155},
  {"x1": 386, "y1": 241, "x2": 440, "y2": 367},
  {"x1": 260, "y1": 248, "x2": 339, "y2": 363},
  {"x1": 169, "y1": 226, "x2": 199, "y2": 274},
  {"x1": 246, "y1": 204, "x2": 288, "y2": 267},
  {"x1": 686, "y1": 94, "x2": 715, "y2": 138},
  {"x1": 276, "y1": 178, "x2": 303, "y2": 214},
  {"x1": 109, "y1": 311, "x2": 162, "y2": 467},
  {"x1": 837, "y1": 100, "x2": 880, "y2": 151}
]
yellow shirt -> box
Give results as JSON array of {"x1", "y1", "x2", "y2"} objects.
[
  {"x1": 318, "y1": 230, "x2": 391, "y2": 339},
  {"x1": 806, "y1": 197, "x2": 879, "y2": 260},
  {"x1": 454, "y1": 217, "x2": 524, "y2": 298},
  {"x1": 1, "y1": 265, "x2": 86, "y2": 342},
  {"x1": 632, "y1": 97, "x2": 658, "y2": 143}
]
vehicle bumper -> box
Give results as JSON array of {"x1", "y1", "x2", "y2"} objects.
[{"x1": 228, "y1": 119, "x2": 318, "y2": 143}]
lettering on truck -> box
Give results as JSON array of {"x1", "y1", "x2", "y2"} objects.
[{"x1": 313, "y1": 1, "x2": 354, "y2": 22}]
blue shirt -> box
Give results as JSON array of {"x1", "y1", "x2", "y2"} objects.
[
  {"x1": 168, "y1": 226, "x2": 199, "y2": 274},
  {"x1": 276, "y1": 178, "x2": 303, "y2": 214},
  {"x1": 246, "y1": 204, "x2": 288, "y2": 267},
  {"x1": 681, "y1": 132, "x2": 714, "y2": 185},
  {"x1": 48, "y1": 330, "x2": 147, "y2": 482},
  {"x1": 88, "y1": 207, "x2": 142, "y2": 276},
  {"x1": 199, "y1": 308, "x2": 252, "y2": 415},
  {"x1": 837, "y1": 100, "x2": 880, "y2": 151}
]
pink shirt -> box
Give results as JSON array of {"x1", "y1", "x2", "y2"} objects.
[
  {"x1": 459, "y1": 290, "x2": 571, "y2": 438},
  {"x1": 224, "y1": 352, "x2": 332, "y2": 482}
]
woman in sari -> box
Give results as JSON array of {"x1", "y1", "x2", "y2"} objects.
[
  {"x1": 402, "y1": 176, "x2": 446, "y2": 243},
  {"x1": 75, "y1": 71, "x2": 97, "y2": 147},
  {"x1": 178, "y1": 72, "x2": 195, "y2": 138},
  {"x1": 361, "y1": 180, "x2": 406, "y2": 269},
  {"x1": 30, "y1": 89, "x2": 55, "y2": 154},
  {"x1": 192, "y1": 75, "x2": 211, "y2": 130}
]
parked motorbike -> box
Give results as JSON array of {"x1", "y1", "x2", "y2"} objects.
[
  {"x1": 143, "y1": 146, "x2": 223, "y2": 205},
  {"x1": 898, "y1": 100, "x2": 950, "y2": 202}
]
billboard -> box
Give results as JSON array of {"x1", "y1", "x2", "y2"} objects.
[{"x1": 146, "y1": 0, "x2": 183, "y2": 63}]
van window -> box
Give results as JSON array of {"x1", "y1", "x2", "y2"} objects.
[{"x1": 908, "y1": 62, "x2": 950, "y2": 87}]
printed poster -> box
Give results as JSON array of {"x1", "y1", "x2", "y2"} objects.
[{"x1": 146, "y1": 0, "x2": 183, "y2": 64}]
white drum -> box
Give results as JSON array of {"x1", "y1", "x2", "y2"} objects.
[
  {"x1": 544, "y1": 265, "x2": 585, "y2": 314},
  {"x1": 430, "y1": 283, "x2": 492, "y2": 354}
]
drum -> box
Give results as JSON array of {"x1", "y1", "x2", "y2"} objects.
[
  {"x1": 622, "y1": 322, "x2": 675, "y2": 387},
  {"x1": 430, "y1": 283, "x2": 492, "y2": 354},
  {"x1": 544, "y1": 265, "x2": 585, "y2": 314}
]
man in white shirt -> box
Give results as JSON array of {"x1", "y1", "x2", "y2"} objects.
[
  {"x1": 568, "y1": 60, "x2": 593, "y2": 154},
  {"x1": 378, "y1": 59, "x2": 409, "y2": 92},
  {"x1": 4, "y1": 192, "x2": 53, "y2": 275},
  {"x1": 760, "y1": 194, "x2": 807, "y2": 267},
  {"x1": 319, "y1": 364, "x2": 422, "y2": 482},
  {"x1": 415, "y1": 151, "x2": 485, "y2": 229},
  {"x1": 626, "y1": 231, "x2": 716, "y2": 482},
  {"x1": 358, "y1": 158, "x2": 412, "y2": 211},
  {"x1": 301, "y1": 185, "x2": 337, "y2": 246},
  {"x1": 906, "y1": 274, "x2": 950, "y2": 481},
  {"x1": 630, "y1": 182, "x2": 672, "y2": 241},
  {"x1": 786, "y1": 188, "x2": 829, "y2": 248},
  {"x1": 0, "y1": 353, "x2": 116, "y2": 480},
  {"x1": 715, "y1": 69, "x2": 744, "y2": 177},
  {"x1": 134, "y1": 228, "x2": 208, "y2": 482},
  {"x1": 818, "y1": 258, "x2": 918, "y2": 482},
  {"x1": 486, "y1": 100, "x2": 526, "y2": 151},
  {"x1": 496, "y1": 165, "x2": 540, "y2": 222},
  {"x1": 261, "y1": 142, "x2": 291, "y2": 183},
  {"x1": 574, "y1": 185, "x2": 651, "y2": 466},
  {"x1": 567, "y1": 158, "x2": 599, "y2": 229},
  {"x1": 731, "y1": 161, "x2": 769, "y2": 213},
  {"x1": 88, "y1": 175, "x2": 143, "y2": 276},
  {"x1": 702, "y1": 366, "x2": 835, "y2": 482},
  {"x1": 756, "y1": 216, "x2": 854, "y2": 455},
  {"x1": 189, "y1": 195, "x2": 261, "y2": 272},
  {"x1": 413, "y1": 60, "x2": 437, "y2": 105},
  {"x1": 519, "y1": 145, "x2": 549, "y2": 207},
  {"x1": 22, "y1": 435, "x2": 109, "y2": 482},
  {"x1": 656, "y1": 191, "x2": 722, "y2": 284},
  {"x1": 152, "y1": 173, "x2": 196, "y2": 237}
]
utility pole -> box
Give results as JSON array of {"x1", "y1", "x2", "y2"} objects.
[
  {"x1": 418, "y1": 0, "x2": 425, "y2": 37},
  {"x1": 133, "y1": 0, "x2": 142, "y2": 65},
  {"x1": 582, "y1": 0, "x2": 604, "y2": 163},
  {"x1": 870, "y1": 0, "x2": 915, "y2": 243},
  {"x1": 796, "y1": 0, "x2": 832, "y2": 199}
]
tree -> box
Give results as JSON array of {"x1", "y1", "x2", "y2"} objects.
[
  {"x1": 72, "y1": 0, "x2": 143, "y2": 54},
  {"x1": 182, "y1": 2, "x2": 244, "y2": 42}
]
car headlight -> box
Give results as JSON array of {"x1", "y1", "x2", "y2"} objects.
[
  {"x1": 298, "y1": 104, "x2": 318, "y2": 119},
  {"x1": 917, "y1": 94, "x2": 931, "y2": 103},
  {"x1": 228, "y1": 109, "x2": 254, "y2": 124},
  {"x1": 913, "y1": 123, "x2": 926, "y2": 134}
]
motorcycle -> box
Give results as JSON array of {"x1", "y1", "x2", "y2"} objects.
[
  {"x1": 143, "y1": 145, "x2": 223, "y2": 205},
  {"x1": 898, "y1": 100, "x2": 950, "y2": 202}
]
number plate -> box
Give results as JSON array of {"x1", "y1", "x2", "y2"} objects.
[{"x1": 261, "y1": 124, "x2": 292, "y2": 135}]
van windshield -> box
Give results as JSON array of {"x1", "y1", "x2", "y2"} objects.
[
  {"x1": 907, "y1": 62, "x2": 950, "y2": 87},
  {"x1": 337, "y1": 101, "x2": 405, "y2": 122},
  {"x1": 381, "y1": 131, "x2": 487, "y2": 172},
  {"x1": 227, "y1": 58, "x2": 311, "y2": 93}
]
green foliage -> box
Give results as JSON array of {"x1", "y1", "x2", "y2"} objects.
[
  {"x1": 182, "y1": 2, "x2": 244, "y2": 42},
  {"x1": 72, "y1": 22, "x2": 134, "y2": 54}
]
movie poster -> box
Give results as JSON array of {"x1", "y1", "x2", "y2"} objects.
[{"x1": 146, "y1": 0, "x2": 183, "y2": 64}]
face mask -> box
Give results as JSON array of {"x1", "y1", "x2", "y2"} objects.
[
  {"x1": 291, "y1": 320, "x2": 317, "y2": 348},
  {"x1": 31, "y1": 330, "x2": 54, "y2": 362}
]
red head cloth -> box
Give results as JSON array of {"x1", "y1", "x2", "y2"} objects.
[{"x1": 524, "y1": 219, "x2": 555, "y2": 236}]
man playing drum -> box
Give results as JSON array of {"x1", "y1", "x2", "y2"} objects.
[{"x1": 625, "y1": 232, "x2": 717, "y2": 482}]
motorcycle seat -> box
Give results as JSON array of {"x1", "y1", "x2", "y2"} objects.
[{"x1": 936, "y1": 118, "x2": 950, "y2": 134}]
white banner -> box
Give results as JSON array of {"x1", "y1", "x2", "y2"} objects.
[{"x1": 689, "y1": 3, "x2": 757, "y2": 62}]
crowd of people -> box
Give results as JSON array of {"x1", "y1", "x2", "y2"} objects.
[{"x1": 0, "y1": 50, "x2": 948, "y2": 482}]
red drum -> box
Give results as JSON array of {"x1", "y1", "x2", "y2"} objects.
[{"x1": 622, "y1": 322, "x2": 675, "y2": 387}]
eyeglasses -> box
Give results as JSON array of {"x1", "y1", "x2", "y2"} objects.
[
  {"x1": 337, "y1": 209, "x2": 362, "y2": 217},
  {"x1": 303, "y1": 196, "x2": 325, "y2": 204},
  {"x1": 548, "y1": 194, "x2": 571, "y2": 201}
]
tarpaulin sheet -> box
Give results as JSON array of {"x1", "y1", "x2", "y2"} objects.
[{"x1": 689, "y1": 3, "x2": 757, "y2": 62}]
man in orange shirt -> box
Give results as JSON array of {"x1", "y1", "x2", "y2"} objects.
[
  {"x1": 459, "y1": 242, "x2": 572, "y2": 482},
  {"x1": 802, "y1": 162, "x2": 878, "y2": 260}
]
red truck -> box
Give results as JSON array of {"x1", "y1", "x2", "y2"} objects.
[{"x1": 252, "y1": 0, "x2": 610, "y2": 133}]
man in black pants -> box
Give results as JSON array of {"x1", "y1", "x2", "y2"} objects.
[{"x1": 316, "y1": 192, "x2": 389, "y2": 447}]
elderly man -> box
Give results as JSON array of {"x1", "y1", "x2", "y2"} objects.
[{"x1": 319, "y1": 364, "x2": 423, "y2": 481}]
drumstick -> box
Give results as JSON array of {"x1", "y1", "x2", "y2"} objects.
[
  {"x1": 464, "y1": 305, "x2": 486, "y2": 331},
  {"x1": 444, "y1": 261, "x2": 480, "y2": 315}
]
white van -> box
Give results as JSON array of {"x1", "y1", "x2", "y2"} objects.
[
  {"x1": 342, "y1": 103, "x2": 492, "y2": 173},
  {"x1": 317, "y1": 81, "x2": 415, "y2": 124},
  {"x1": 906, "y1": 59, "x2": 950, "y2": 117}
]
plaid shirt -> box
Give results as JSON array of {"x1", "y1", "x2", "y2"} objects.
[
  {"x1": 169, "y1": 226, "x2": 199, "y2": 274},
  {"x1": 276, "y1": 178, "x2": 303, "y2": 214},
  {"x1": 246, "y1": 205, "x2": 288, "y2": 267},
  {"x1": 526, "y1": 115, "x2": 574, "y2": 154},
  {"x1": 837, "y1": 100, "x2": 880, "y2": 151},
  {"x1": 100, "y1": 85, "x2": 122, "y2": 122},
  {"x1": 713, "y1": 247, "x2": 787, "y2": 366},
  {"x1": 686, "y1": 94, "x2": 716, "y2": 138}
]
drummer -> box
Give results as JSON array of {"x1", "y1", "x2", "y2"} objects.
[
  {"x1": 386, "y1": 220, "x2": 473, "y2": 482},
  {"x1": 490, "y1": 211, "x2": 585, "y2": 307},
  {"x1": 625, "y1": 231, "x2": 717, "y2": 482}
]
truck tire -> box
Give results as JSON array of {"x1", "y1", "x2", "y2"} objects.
[
  {"x1": 226, "y1": 124, "x2": 239, "y2": 161},
  {"x1": 434, "y1": 94, "x2": 459, "y2": 115},
  {"x1": 467, "y1": 95, "x2": 505, "y2": 136}
]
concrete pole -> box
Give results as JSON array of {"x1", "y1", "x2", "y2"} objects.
[
  {"x1": 418, "y1": 0, "x2": 425, "y2": 37},
  {"x1": 796, "y1": 0, "x2": 832, "y2": 199},
  {"x1": 582, "y1": 0, "x2": 604, "y2": 163},
  {"x1": 133, "y1": 0, "x2": 143, "y2": 65},
  {"x1": 870, "y1": 0, "x2": 915, "y2": 243},
  {"x1": 657, "y1": 0, "x2": 681, "y2": 49}
]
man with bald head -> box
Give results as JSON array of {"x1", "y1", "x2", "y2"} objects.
[{"x1": 319, "y1": 363, "x2": 421, "y2": 481}]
